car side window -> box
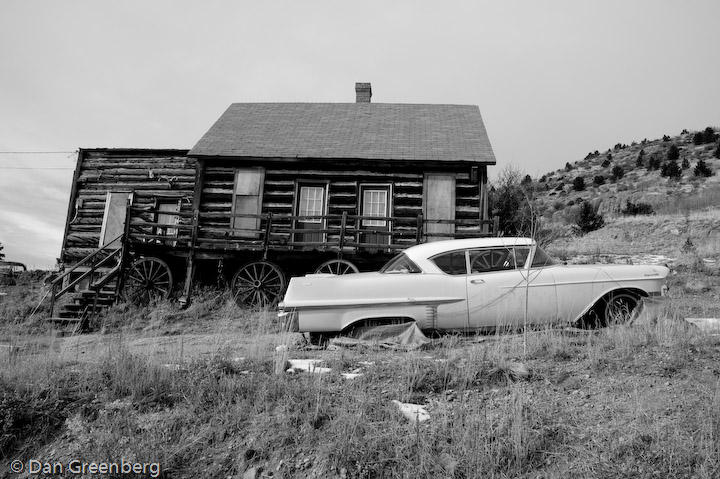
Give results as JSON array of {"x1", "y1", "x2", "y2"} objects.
[
  {"x1": 513, "y1": 247, "x2": 530, "y2": 269},
  {"x1": 531, "y1": 246, "x2": 555, "y2": 267},
  {"x1": 431, "y1": 251, "x2": 467, "y2": 275},
  {"x1": 469, "y1": 248, "x2": 515, "y2": 273}
]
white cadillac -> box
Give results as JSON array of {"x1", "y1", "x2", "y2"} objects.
[{"x1": 279, "y1": 238, "x2": 669, "y2": 343}]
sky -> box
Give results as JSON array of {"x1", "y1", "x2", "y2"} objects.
[{"x1": 0, "y1": 0, "x2": 719, "y2": 268}]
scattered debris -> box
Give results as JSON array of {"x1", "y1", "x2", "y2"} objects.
[
  {"x1": 286, "y1": 359, "x2": 332, "y2": 374},
  {"x1": 392, "y1": 400, "x2": 430, "y2": 424},
  {"x1": 684, "y1": 280, "x2": 711, "y2": 294},
  {"x1": 341, "y1": 372, "x2": 363, "y2": 379},
  {"x1": 489, "y1": 361, "x2": 531, "y2": 381},
  {"x1": 685, "y1": 318, "x2": 720, "y2": 335},
  {"x1": 328, "y1": 323, "x2": 431, "y2": 350}
]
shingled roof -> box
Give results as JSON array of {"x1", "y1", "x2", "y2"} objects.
[{"x1": 189, "y1": 103, "x2": 495, "y2": 163}]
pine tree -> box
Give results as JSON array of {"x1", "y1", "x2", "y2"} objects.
[
  {"x1": 694, "y1": 160, "x2": 713, "y2": 177},
  {"x1": 661, "y1": 160, "x2": 681, "y2": 179},
  {"x1": 0, "y1": 241, "x2": 4, "y2": 260},
  {"x1": 636, "y1": 149, "x2": 645, "y2": 167},
  {"x1": 573, "y1": 177, "x2": 586, "y2": 191},
  {"x1": 611, "y1": 165, "x2": 624, "y2": 181},
  {"x1": 681, "y1": 158, "x2": 690, "y2": 169},
  {"x1": 667, "y1": 144, "x2": 680, "y2": 161},
  {"x1": 714, "y1": 142, "x2": 720, "y2": 159}
]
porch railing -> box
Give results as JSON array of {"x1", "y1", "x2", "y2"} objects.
[{"x1": 125, "y1": 205, "x2": 499, "y2": 253}]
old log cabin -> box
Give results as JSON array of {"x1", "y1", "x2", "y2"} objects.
[{"x1": 51, "y1": 83, "x2": 497, "y2": 323}]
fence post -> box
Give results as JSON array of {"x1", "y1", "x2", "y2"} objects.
[
  {"x1": 263, "y1": 213, "x2": 273, "y2": 260},
  {"x1": 339, "y1": 211, "x2": 347, "y2": 251},
  {"x1": 416, "y1": 212, "x2": 424, "y2": 244}
]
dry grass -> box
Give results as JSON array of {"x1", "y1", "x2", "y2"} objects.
[
  {"x1": 1, "y1": 290, "x2": 720, "y2": 478},
  {"x1": 2, "y1": 265, "x2": 720, "y2": 478}
]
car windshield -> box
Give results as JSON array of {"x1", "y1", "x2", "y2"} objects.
[{"x1": 380, "y1": 253, "x2": 422, "y2": 274}]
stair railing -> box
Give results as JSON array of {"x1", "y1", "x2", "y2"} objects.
[{"x1": 49, "y1": 233, "x2": 124, "y2": 318}]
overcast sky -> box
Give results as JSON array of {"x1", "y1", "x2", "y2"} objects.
[{"x1": 1, "y1": 0, "x2": 719, "y2": 268}]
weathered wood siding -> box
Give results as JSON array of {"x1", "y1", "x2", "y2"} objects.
[
  {"x1": 61, "y1": 149, "x2": 195, "y2": 263},
  {"x1": 197, "y1": 159, "x2": 486, "y2": 247}
]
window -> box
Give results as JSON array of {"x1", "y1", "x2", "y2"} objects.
[
  {"x1": 362, "y1": 189, "x2": 388, "y2": 226},
  {"x1": 513, "y1": 247, "x2": 531, "y2": 269},
  {"x1": 380, "y1": 253, "x2": 422, "y2": 274},
  {"x1": 531, "y1": 246, "x2": 556, "y2": 267},
  {"x1": 469, "y1": 248, "x2": 515, "y2": 273},
  {"x1": 156, "y1": 200, "x2": 180, "y2": 237},
  {"x1": 431, "y1": 250, "x2": 468, "y2": 275},
  {"x1": 298, "y1": 186, "x2": 325, "y2": 223},
  {"x1": 232, "y1": 168, "x2": 264, "y2": 236}
]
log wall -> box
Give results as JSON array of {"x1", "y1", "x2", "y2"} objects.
[
  {"x1": 197, "y1": 159, "x2": 486, "y2": 246},
  {"x1": 61, "y1": 149, "x2": 196, "y2": 263}
]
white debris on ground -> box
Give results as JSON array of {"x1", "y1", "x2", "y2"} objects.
[
  {"x1": 286, "y1": 359, "x2": 332, "y2": 374},
  {"x1": 685, "y1": 318, "x2": 720, "y2": 335},
  {"x1": 392, "y1": 400, "x2": 430, "y2": 424}
]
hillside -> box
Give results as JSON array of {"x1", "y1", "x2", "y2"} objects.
[{"x1": 529, "y1": 127, "x2": 720, "y2": 222}]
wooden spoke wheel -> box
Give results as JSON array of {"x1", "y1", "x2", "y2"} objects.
[
  {"x1": 231, "y1": 260, "x2": 286, "y2": 307},
  {"x1": 314, "y1": 259, "x2": 359, "y2": 275},
  {"x1": 603, "y1": 292, "x2": 640, "y2": 325},
  {"x1": 123, "y1": 257, "x2": 173, "y2": 305}
]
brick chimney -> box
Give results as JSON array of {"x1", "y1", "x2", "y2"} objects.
[{"x1": 355, "y1": 82, "x2": 372, "y2": 103}]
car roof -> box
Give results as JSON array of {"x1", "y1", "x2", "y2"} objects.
[{"x1": 405, "y1": 237, "x2": 535, "y2": 260}]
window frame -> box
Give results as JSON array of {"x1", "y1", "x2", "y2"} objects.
[
  {"x1": 296, "y1": 184, "x2": 328, "y2": 224},
  {"x1": 429, "y1": 249, "x2": 470, "y2": 276},
  {"x1": 359, "y1": 184, "x2": 392, "y2": 227}
]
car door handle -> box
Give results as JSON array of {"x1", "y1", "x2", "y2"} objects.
[{"x1": 470, "y1": 279, "x2": 485, "y2": 284}]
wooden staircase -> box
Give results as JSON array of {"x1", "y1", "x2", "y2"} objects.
[{"x1": 47, "y1": 234, "x2": 126, "y2": 331}]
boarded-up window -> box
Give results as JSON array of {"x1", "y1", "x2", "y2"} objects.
[
  {"x1": 423, "y1": 174, "x2": 456, "y2": 241},
  {"x1": 232, "y1": 168, "x2": 264, "y2": 237}
]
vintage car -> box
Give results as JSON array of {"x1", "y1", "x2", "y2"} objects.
[{"x1": 279, "y1": 238, "x2": 670, "y2": 342}]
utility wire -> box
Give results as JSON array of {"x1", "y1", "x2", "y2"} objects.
[
  {"x1": 0, "y1": 151, "x2": 76, "y2": 154},
  {"x1": 0, "y1": 167, "x2": 73, "y2": 170}
]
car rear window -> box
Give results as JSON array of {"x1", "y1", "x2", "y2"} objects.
[{"x1": 431, "y1": 251, "x2": 467, "y2": 275}]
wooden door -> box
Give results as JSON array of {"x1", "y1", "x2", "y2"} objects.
[
  {"x1": 232, "y1": 168, "x2": 265, "y2": 238},
  {"x1": 99, "y1": 191, "x2": 132, "y2": 248},
  {"x1": 423, "y1": 174, "x2": 455, "y2": 241}
]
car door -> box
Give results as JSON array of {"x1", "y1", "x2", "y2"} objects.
[
  {"x1": 466, "y1": 247, "x2": 527, "y2": 329},
  {"x1": 465, "y1": 246, "x2": 558, "y2": 329}
]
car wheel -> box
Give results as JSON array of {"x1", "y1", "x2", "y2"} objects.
[{"x1": 602, "y1": 292, "x2": 640, "y2": 326}]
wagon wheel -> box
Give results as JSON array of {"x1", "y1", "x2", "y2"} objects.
[
  {"x1": 314, "y1": 259, "x2": 359, "y2": 275},
  {"x1": 123, "y1": 257, "x2": 173, "y2": 305},
  {"x1": 231, "y1": 260, "x2": 286, "y2": 307},
  {"x1": 603, "y1": 292, "x2": 640, "y2": 325}
]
